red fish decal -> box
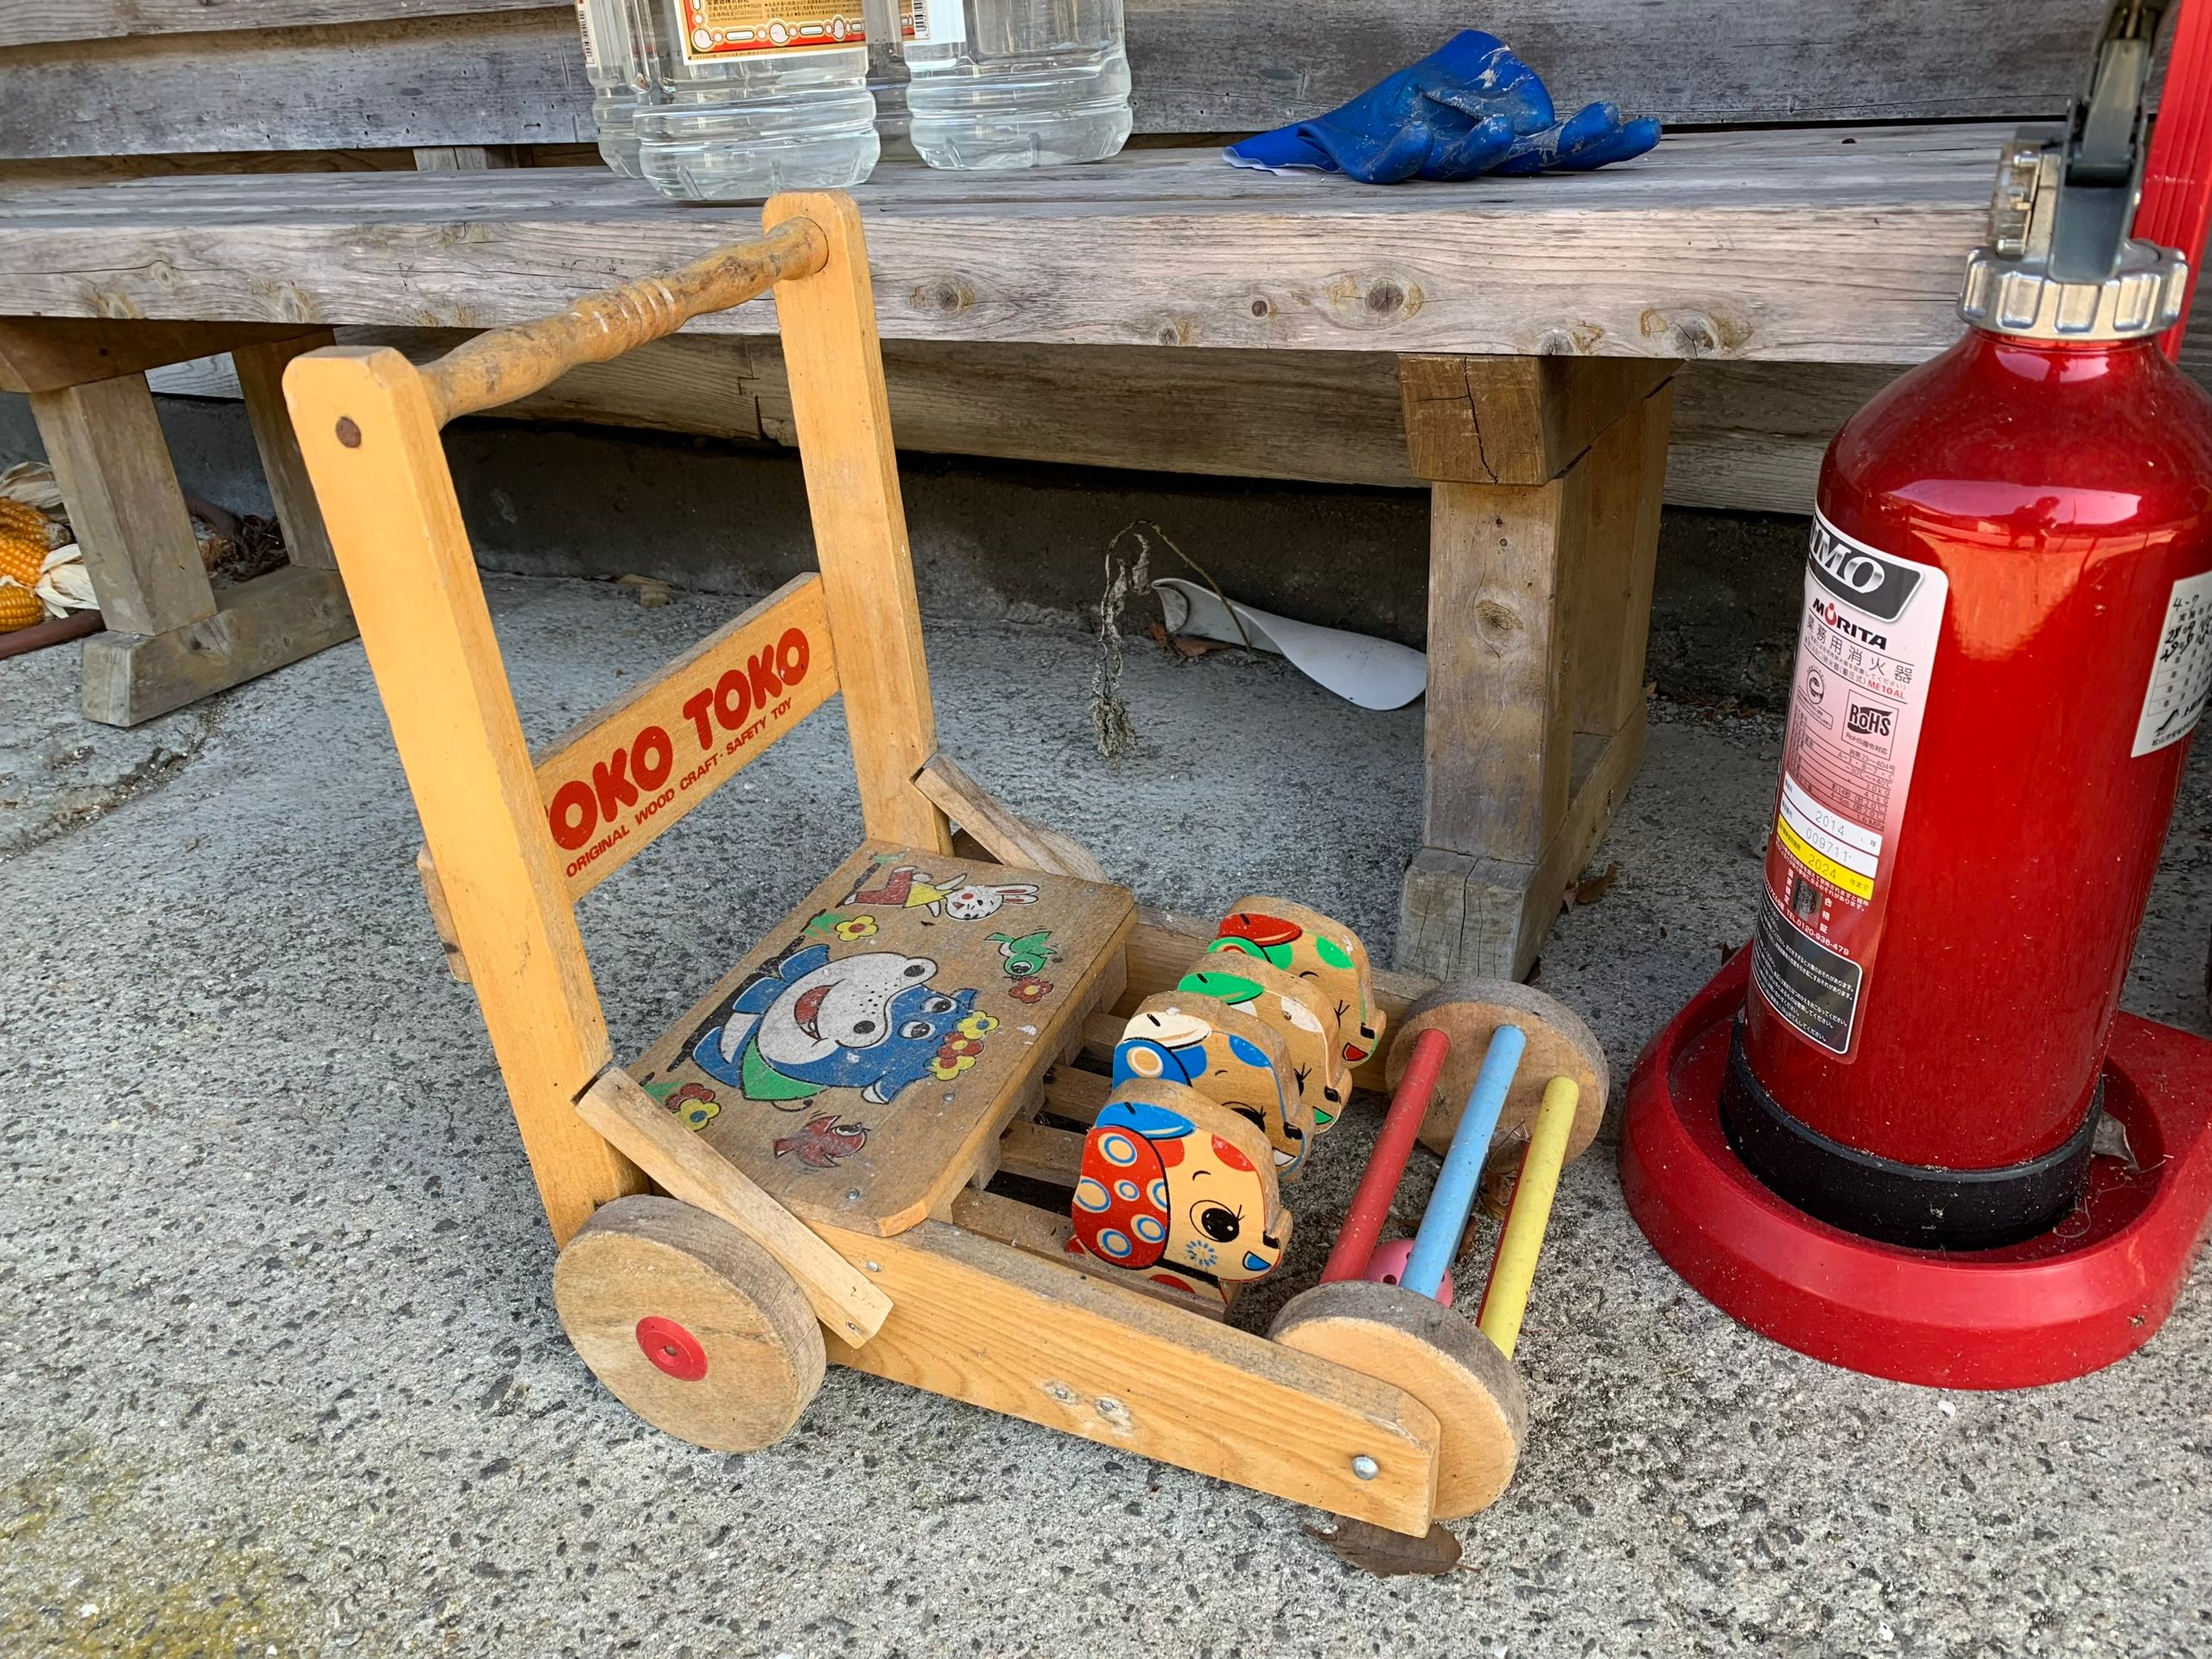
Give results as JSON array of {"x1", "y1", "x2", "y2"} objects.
[{"x1": 772, "y1": 1113, "x2": 870, "y2": 1169}]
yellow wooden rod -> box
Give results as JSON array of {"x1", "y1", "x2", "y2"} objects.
[{"x1": 1475, "y1": 1076, "x2": 1580, "y2": 1360}]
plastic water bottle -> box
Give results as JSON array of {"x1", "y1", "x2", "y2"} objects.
[
  {"x1": 864, "y1": 0, "x2": 918, "y2": 159},
  {"x1": 577, "y1": 0, "x2": 644, "y2": 177},
  {"x1": 631, "y1": 0, "x2": 880, "y2": 200},
  {"x1": 903, "y1": 0, "x2": 1132, "y2": 169}
]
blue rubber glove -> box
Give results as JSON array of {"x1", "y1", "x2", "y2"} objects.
[{"x1": 1223, "y1": 31, "x2": 1659, "y2": 184}]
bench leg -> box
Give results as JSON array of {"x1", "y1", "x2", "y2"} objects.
[
  {"x1": 1395, "y1": 357, "x2": 1675, "y2": 981},
  {"x1": 28, "y1": 344, "x2": 356, "y2": 727}
]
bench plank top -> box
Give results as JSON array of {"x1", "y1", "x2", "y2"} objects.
[{"x1": 0, "y1": 125, "x2": 2000, "y2": 362}]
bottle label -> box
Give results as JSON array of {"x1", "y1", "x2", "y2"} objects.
[
  {"x1": 677, "y1": 0, "x2": 864, "y2": 63},
  {"x1": 2132, "y1": 569, "x2": 2212, "y2": 755},
  {"x1": 575, "y1": 0, "x2": 600, "y2": 70},
  {"x1": 1751, "y1": 512, "x2": 1948, "y2": 1058},
  {"x1": 905, "y1": 0, "x2": 963, "y2": 45}
]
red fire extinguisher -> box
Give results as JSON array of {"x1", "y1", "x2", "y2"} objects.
[{"x1": 1623, "y1": 0, "x2": 2212, "y2": 1386}]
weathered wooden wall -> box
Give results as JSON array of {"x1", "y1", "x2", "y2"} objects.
[{"x1": 0, "y1": 0, "x2": 2139, "y2": 158}]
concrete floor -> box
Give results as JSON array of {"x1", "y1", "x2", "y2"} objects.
[{"x1": 3, "y1": 576, "x2": 2209, "y2": 1658}]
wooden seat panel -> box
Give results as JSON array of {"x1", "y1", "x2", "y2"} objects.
[{"x1": 632, "y1": 841, "x2": 1135, "y2": 1237}]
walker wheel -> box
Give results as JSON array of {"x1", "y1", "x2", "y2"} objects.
[
  {"x1": 1271, "y1": 1281, "x2": 1526, "y2": 1519},
  {"x1": 553, "y1": 1195, "x2": 825, "y2": 1452},
  {"x1": 1384, "y1": 980, "x2": 1609, "y2": 1163}
]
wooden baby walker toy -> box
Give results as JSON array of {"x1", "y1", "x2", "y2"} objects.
[{"x1": 283, "y1": 192, "x2": 1611, "y2": 1559}]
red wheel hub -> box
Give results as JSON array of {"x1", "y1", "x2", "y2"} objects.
[{"x1": 635, "y1": 1315, "x2": 709, "y2": 1381}]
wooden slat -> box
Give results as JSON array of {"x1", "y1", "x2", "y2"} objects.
[
  {"x1": 996, "y1": 1117, "x2": 1085, "y2": 1185},
  {"x1": 0, "y1": 316, "x2": 326, "y2": 395},
  {"x1": 79, "y1": 563, "x2": 356, "y2": 726},
  {"x1": 143, "y1": 323, "x2": 1938, "y2": 513},
  {"x1": 911, "y1": 752, "x2": 1110, "y2": 881},
  {"x1": 0, "y1": 0, "x2": 557, "y2": 49},
  {"x1": 0, "y1": 3, "x2": 2139, "y2": 152},
  {"x1": 947, "y1": 1186, "x2": 1230, "y2": 1319},
  {"x1": 1043, "y1": 1063, "x2": 1112, "y2": 1126},
  {"x1": 575, "y1": 1067, "x2": 894, "y2": 1347},
  {"x1": 0, "y1": 128, "x2": 2009, "y2": 364},
  {"x1": 284, "y1": 341, "x2": 646, "y2": 1243},
  {"x1": 0, "y1": 12, "x2": 594, "y2": 157},
  {"x1": 766, "y1": 191, "x2": 948, "y2": 848},
  {"x1": 532, "y1": 575, "x2": 839, "y2": 899},
  {"x1": 817, "y1": 1215, "x2": 1442, "y2": 1535}
]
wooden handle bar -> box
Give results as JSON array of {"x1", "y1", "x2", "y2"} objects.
[{"x1": 421, "y1": 215, "x2": 830, "y2": 426}]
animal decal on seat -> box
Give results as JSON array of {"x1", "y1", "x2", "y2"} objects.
[
  {"x1": 1177, "y1": 962, "x2": 1348, "y2": 1132},
  {"x1": 988, "y1": 927, "x2": 1060, "y2": 1004},
  {"x1": 683, "y1": 943, "x2": 995, "y2": 1108},
  {"x1": 844, "y1": 861, "x2": 1039, "y2": 922},
  {"x1": 1112, "y1": 999, "x2": 1308, "y2": 1173},
  {"x1": 1068, "y1": 1092, "x2": 1286, "y2": 1292},
  {"x1": 1211, "y1": 906, "x2": 1384, "y2": 1069}
]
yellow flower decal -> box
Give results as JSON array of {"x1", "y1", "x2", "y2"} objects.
[
  {"x1": 665, "y1": 1081, "x2": 721, "y2": 1132},
  {"x1": 931, "y1": 1049, "x2": 982, "y2": 1083},
  {"x1": 957, "y1": 1011, "x2": 1000, "y2": 1040},
  {"x1": 834, "y1": 916, "x2": 878, "y2": 940}
]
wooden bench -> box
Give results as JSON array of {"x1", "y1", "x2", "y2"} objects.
[{"x1": 0, "y1": 1, "x2": 2165, "y2": 980}]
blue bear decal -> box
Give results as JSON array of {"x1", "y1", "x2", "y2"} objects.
[{"x1": 686, "y1": 944, "x2": 992, "y2": 1108}]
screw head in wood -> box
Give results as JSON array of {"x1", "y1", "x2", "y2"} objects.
[
  {"x1": 335, "y1": 416, "x2": 362, "y2": 448},
  {"x1": 1351, "y1": 1455, "x2": 1380, "y2": 1481}
]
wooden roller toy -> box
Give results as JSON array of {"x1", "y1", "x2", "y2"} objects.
[
  {"x1": 286, "y1": 190, "x2": 1611, "y2": 1567},
  {"x1": 1273, "y1": 1018, "x2": 1586, "y2": 1523}
]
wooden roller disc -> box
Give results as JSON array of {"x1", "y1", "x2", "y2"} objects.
[
  {"x1": 553, "y1": 1195, "x2": 826, "y2": 1453},
  {"x1": 1384, "y1": 980, "x2": 1609, "y2": 1164},
  {"x1": 1271, "y1": 1280, "x2": 1526, "y2": 1520}
]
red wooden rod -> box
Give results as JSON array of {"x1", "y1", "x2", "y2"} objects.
[{"x1": 1321, "y1": 1026, "x2": 1452, "y2": 1283}]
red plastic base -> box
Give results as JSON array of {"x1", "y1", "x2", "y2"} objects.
[{"x1": 1620, "y1": 949, "x2": 2212, "y2": 1388}]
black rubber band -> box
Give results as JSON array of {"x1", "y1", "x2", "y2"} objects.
[{"x1": 1719, "y1": 1018, "x2": 2098, "y2": 1250}]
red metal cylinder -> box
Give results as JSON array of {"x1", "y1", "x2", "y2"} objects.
[{"x1": 1734, "y1": 325, "x2": 2212, "y2": 1244}]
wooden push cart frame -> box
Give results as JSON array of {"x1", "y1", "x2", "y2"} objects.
[{"x1": 284, "y1": 193, "x2": 1609, "y2": 1543}]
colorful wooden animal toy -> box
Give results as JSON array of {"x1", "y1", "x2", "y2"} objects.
[
  {"x1": 1177, "y1": 955, "x2": 1350, "y2": 1129},
  {"x1": 1067, "y1": 1078, "x2": 1290, "y2": 1306},
  {"x1": 1112, "y1": 991, "x2": 1312, "y2": 1176},
  {"x1": 1273, "y1": 1020, "x2": 1582, "y2": 1525},
  {"x1": 1211, "y1": 896, "x2": 1385, "y2": 1070}
]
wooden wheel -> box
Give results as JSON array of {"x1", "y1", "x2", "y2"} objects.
[
  {"x1": 1271, "y1": 1281, "x2": 1526, "y2": 1520},
  {"x1": 1383, "y1": 980, "x2": 1609, "y2": 1163},
  {"x1": 554, "y1": 1195, "x2": 826, "y2": 1452}
]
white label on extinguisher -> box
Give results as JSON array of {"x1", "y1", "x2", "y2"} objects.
[
  {"x1": 2132, "y1": 569, "x2": 2212, "y2": 756},
  {"x1": 906, "y1": 0, "x2": 963, "y2": 44},
  {"x1": 1751, "y1": 512, "x2": 1948, "y2": 1058}
]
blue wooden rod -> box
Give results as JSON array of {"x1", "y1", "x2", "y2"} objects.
[{"x1": 1401, "y1": 1023, "x2": 1528, "y2": 1300}]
